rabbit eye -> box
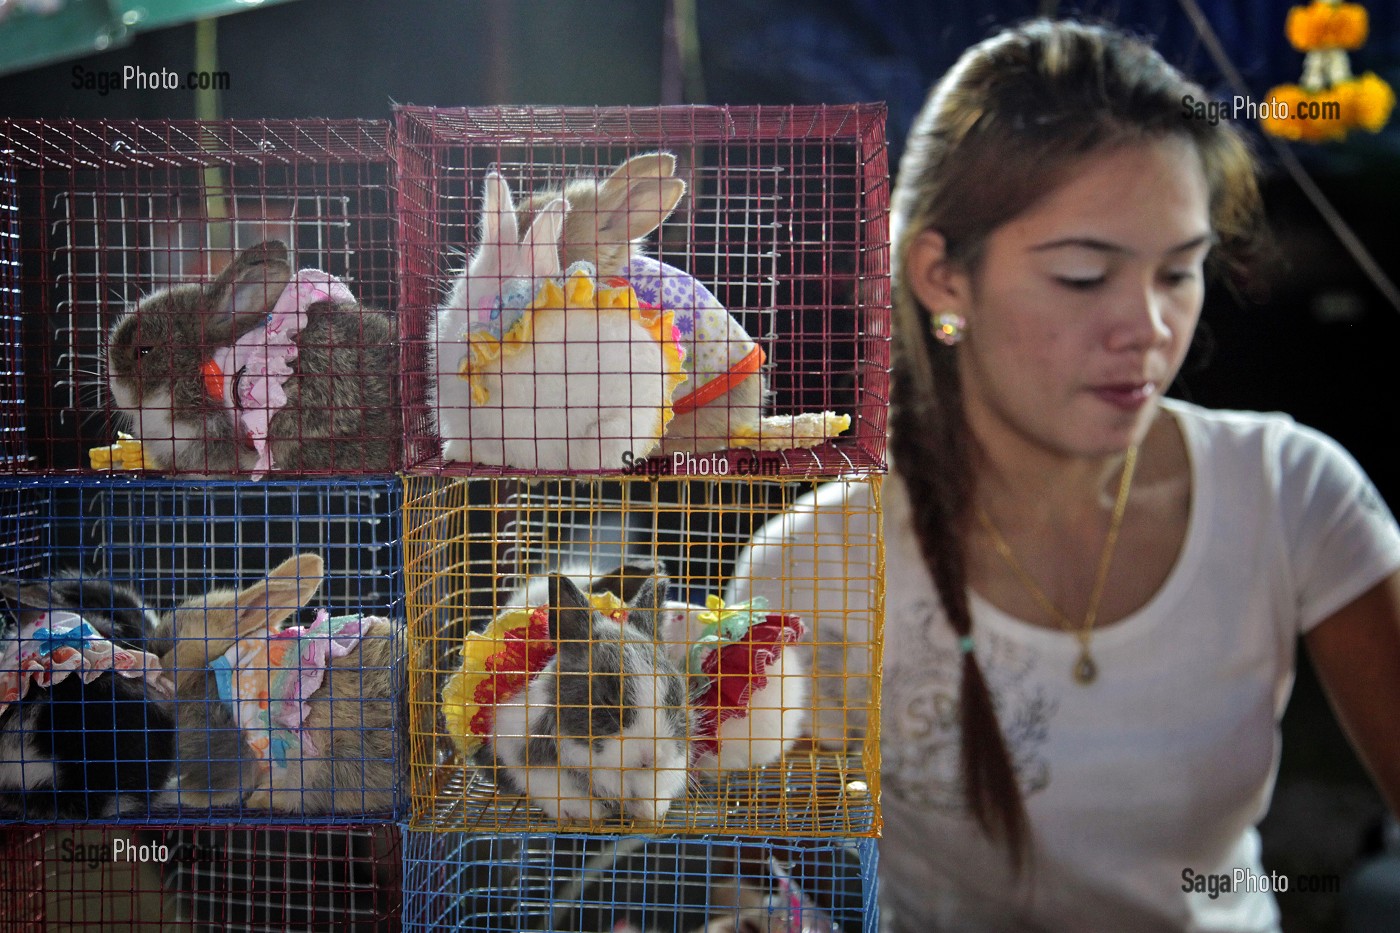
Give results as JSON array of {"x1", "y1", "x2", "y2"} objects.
[{"x1": 136, "y1": 345, "x2": 153, "y2": 358}]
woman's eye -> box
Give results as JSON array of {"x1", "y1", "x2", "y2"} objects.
[
  {"x1": 1161, "y1": 269, "x2": 1198, "y2": 287},
  {"x1": 1055, "y1": 276, "x2": 1105, "y2": 290}
]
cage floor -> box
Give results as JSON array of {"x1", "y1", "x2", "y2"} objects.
[{"x1": 410, "y1": 751, "x2": 875, "y2": 837}]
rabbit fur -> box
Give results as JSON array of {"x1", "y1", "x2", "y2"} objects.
[
  {"x1": 589, "y1": 562, "x2": 808, "y2": 774},
  {"x1": 436, "y1": 173, "x2": 672, "y2": 470},
  {"x1": 0, "y1": 573, "x2": 176, "y2": 819},
  {"x1": 154, "y1": 553, "x2": 400, "y2": 814},
  {"x1": 518, "y1": 151, "x2": 771, "y2": 456},
  {"x1": 471, "y1": 566, "x2": 692, "y2": 825},
  {"x1": 105, "y1": 240, "x2": 399, "y2": 476}
]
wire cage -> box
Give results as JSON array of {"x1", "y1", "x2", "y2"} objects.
[
  {"x1": 0, "y1": 475, "x2": 403, "y2": 822},
  {"x1": 0, "y1": 823, "x2": 401, "y2": 932},
  {"x1": 0, "y1": 119, "x2": 400, "y2": 476},
  {"x1": 402, "y1": 474, "x2": 882, "y2": 837},
  {"x1": 1, "y1": 149, "x2": 22, "y2": 473},
  {"x1": 395, "y1": 104, "x2": 891, "y2": 476},
  {"x1": 401, "y1": 830, "x2": 878, "y2": 933}
]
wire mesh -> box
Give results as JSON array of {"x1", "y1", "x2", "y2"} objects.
[
  {"x1": 0, "y1": 476, "x2": 403, "y2": 822},
  {"x1": 0, "y1": 823, "x2": 401, "y2": 932},
  {"x1": 403, "y1": 474, "x2": 882, "y2": 837},
  {"x1": 401, "y1": 830, "x2": 878, "y2": 933},
  {"x1": 396, "y1": 104, "x2": 891, "y2": 475},
  {"x1": 1, "y1": 142, "x2": 23, "y2": 472},
  {"x1": 0, "y1": 119, "x2": 399, "y2": 476}
]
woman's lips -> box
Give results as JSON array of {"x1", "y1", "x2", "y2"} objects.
[{"x1": 1090, "y1": 381, "x2": 1156, "y2": 411}]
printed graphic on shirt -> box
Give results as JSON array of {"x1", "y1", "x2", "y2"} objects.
[{"x1": 884, "y1": 599, "x2": 1058, "y2": 812}]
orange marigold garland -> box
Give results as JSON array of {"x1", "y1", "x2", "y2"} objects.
[
  {"x1": 1265, "y1": 0, "x2": 1393, "y2": 141},
  {"x1": 1286, "y1": 2, "x2": 1369, "y2": 51}
]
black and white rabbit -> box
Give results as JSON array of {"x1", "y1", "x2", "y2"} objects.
[
  {"x1": 470, "y1": 566, "x2": 693, "y2": 824},
  {"x1": 105, "y1": 240, "x2": 399, "y2": 477},
  {"x1": 0, "y1": 573, "x2": 175, "y2": 819}
]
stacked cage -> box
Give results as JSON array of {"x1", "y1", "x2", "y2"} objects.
[
  {"x1": 0, "y1": 120, "x2": 405, "y2": 929},
  {"x1": 397, "y1": 105, "x2": 890, "y2": 932}
]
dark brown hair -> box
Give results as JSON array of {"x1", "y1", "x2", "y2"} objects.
[{"x1": 889, "y1": 19, "x2": 1261, "y2": 862}]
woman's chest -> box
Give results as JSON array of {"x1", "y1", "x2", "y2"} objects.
[{"x1": 879, "y1": 517, "x2": 1290, "y2": 847}]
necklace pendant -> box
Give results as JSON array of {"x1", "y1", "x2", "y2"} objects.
[{"x1": 1073, "y1": 650, "x2": 1098, "y2": 685}]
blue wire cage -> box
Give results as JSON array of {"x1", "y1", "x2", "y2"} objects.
[
  {"x1": 0, "y1": 475, "x2": 404, "y2": 823},
  {"x1": 401, "y1": 830, "x2": 878, "y2": 933}
]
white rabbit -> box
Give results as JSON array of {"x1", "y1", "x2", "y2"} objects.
[
  {"x1": 657, "y1": 600, "x2": 808, "y2": 776},
  {"x1": 519, "y1": 152, "x2": 851, "y2": 457},
  {"x1": 435, "y1": 172, "x2": 678, "y2": 471}
]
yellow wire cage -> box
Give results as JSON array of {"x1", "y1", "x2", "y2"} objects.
[{"x1": 403, "y1": 475, "x2": 883, "y2": 837}]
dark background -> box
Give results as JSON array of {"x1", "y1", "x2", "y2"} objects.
[{"x1": 2, "y1": 1, "x2": 1397, "y2": 929}]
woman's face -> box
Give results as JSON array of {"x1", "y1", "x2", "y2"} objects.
[{"x1": 913, "y1": 138, "x2": 1214, "y2": 460}]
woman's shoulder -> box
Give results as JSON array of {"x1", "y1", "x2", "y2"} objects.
[
  {"x1": 1165, "y1": 396, "x2": 1304, "y2": 440},
  {"x1": 1163, "y1": 397, "x2": 1360, "y2": 479}
]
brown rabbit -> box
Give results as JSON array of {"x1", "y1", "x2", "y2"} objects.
[
  {"x1": 106, "y1": 241, "x2": 399, "y2": 476},
  {"x1": 155, "y1": 553, "x2": 400, "y2": 815}
]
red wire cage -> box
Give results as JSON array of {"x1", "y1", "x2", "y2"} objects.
[
  {"x1": 395, "y1": 104, "x2": 891, "y2": 478},
  {"x1": 0, "y1": 823, "x2": 402, "y2": 932},
  {"x1": 0, "y1": 119, "x2": 399, "y2": 477}
]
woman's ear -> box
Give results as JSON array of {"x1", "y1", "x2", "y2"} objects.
[{"x1": 906, "y1": 229, "x2": 972, "y2": 322}]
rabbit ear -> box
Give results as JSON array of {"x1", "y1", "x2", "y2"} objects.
[
  {"x1": 479, "y1": 172, "x2": 520, "y2": 250},
  {"x1": 547, "y1": 573, "x2": 593, "y2": 646},
  {"x1": 210, "y1": 240, "x2": 293, "y2": 335},
  {"x1": 0, "y1": 578, "x2": 52, "y2": 626},
  {"x1": 232, "y1": 553, "x2": 325, "y2": 640},
  {"x1": 161, "y1": 553, "x2": 324, "y2": 675},
  {"x1": 623, "y1": 574, "x2": 668, "y2": 637},
  {"x1": 522, "y1": 197, "x2": 566, "y2": 280},
  {"x1": 594, "y1": 151, "x2": 687, "y2": 245},
  {"x1": 588, "y1": 560, "x2": 667, "y2": 605}
]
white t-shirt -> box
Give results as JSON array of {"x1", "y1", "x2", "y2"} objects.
[{"x1": 728, "y1": 401, "x2": 1400, "y2": 932}]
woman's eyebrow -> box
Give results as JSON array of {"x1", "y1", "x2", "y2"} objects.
[{"x1": 1030, "y1": 232, "x2": 1216, "y2": 254}]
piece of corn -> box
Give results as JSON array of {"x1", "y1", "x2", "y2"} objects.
[{"x1": 89, "y1": 433, "x2": 156, "y2": 470}]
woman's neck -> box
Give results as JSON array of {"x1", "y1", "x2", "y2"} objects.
[
  {"x1": 963, "y1": 400, "x2": 1192, "y2": 630},
  {"x1": 969, "y1": 406, "x2": 1161, "y2": 533}
]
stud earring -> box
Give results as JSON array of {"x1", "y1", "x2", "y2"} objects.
[{"x1": 932, "y1": 312, "x2": 966, "y2": 346}]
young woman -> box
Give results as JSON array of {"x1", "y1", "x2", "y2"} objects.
[{"x1": 730, "y1": 19, "x2": 1400, "y2": 931}]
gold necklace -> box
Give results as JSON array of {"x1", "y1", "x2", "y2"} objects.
[{"x1": 975, "y1": 445, "x2": 1139, "y2": 685}]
